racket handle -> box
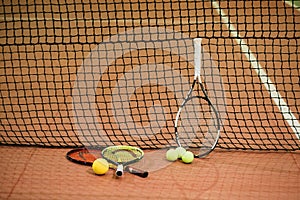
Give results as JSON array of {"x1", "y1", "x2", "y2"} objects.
[
  {"x1": 116, "y1": 164, "x2": 123, "y2": 177},
  {"x1": 193, "y1": 38, "x2": 202, "y2": 77},
  {"x1": 125, "y1": 166, "x2": 149, "y2": 178}
]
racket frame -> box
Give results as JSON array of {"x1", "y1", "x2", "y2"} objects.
[
  {"x1": 174, "y1": 38, "x2": 221, "y2": 157},
  {"x1": 101, "y1": 145, "x2": 145, "y2": 177}
]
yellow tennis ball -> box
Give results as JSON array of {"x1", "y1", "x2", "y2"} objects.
[
  {"x1": 166, "y1": 149, "x2": 178, "y2": 162},
  {"x1": 92, "y1": 158, "x2": 109, "y2": 175},
  {"x1": 176, "y1": 147, "x2": 186, "y2": 159},
  {"x1": 181, "y1": 151, "x2": 194, "y2": 164}
]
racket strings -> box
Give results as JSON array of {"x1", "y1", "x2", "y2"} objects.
[
  {"x1": 66, "y1": 148, "x2": 100, "y2": 166},
  {"x1": 103, "y1": 148, "x2": 143, "y2": 163},
  {"x1": 177, "y1": 96, "x2": 219, "y2": 148},
  {"x1": 78, "y1": 151, "x2": 97, "y2": 162}
]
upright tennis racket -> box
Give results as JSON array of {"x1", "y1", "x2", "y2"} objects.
[
  {"x1": 66, "y1": 148, "x2": 148, "y2": 178},
  {"x1": 174, "y1": 38, "x2": 221, "y2": 158},
  {"x1": 101, "y1": 145, "x2": 145, "y2": 177}
]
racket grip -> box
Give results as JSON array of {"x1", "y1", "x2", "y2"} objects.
[
  {"x1": 116, "y1": 164, "x2": 123, "y2": 177},
  {"x1": 193, "y1": 38, "x2": 202, "y2": 77},
  {"x1": 125, "y1": 166, "x2": 149, "y2": 178}
]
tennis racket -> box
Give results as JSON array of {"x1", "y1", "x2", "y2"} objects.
[
  {"x1": 174, "y1": 38, "x2": 221, "y2": 158},
  {"x1": 101, "y1": 145, "x2": 145, "y2": 177},
  {"x1": 66, "y1": 148, "x2": 148, "y2": 178}
]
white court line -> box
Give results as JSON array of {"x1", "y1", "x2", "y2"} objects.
[{"x1": 212, "y1": 1, "x2": 300, "y2": 140}]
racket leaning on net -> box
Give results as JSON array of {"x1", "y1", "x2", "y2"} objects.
[
  {"x1": 174, "y1": 38, "x2": 221, "y2": 158},
  {"x1": 66, "y1": 148, "x2": 148, "y2": 178},
  {"x1": 101, "y1": 145, "x2": 145, "y2": 177}
]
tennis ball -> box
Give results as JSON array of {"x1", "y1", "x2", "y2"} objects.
[
  {"x1": 166, "y1": 149, "x2": 178, "y2": 162},
  {"x1": 176, "y1": 147, "x2": 186, "y2": 159},
  {"x1": 181, "y1": 151, "x2": 194, "y2": 164},
  {"x1": 92, "y1": 158, "x2": 109, "y2": 175}
]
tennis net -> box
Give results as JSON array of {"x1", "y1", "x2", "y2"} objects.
[{"x1": 0, "y1": 0, "x2": 299, "y2": 151}]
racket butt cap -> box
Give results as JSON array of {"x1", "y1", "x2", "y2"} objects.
[{"x1": 116, "y1": 171, "x2": 123, "y2": 177}]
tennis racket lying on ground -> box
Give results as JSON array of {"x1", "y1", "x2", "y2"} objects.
[
  {"x1": 101, "y1": 145, "x2": 146, "y2": 177},
  {"x1": 174, "y1": 38, "x2": 221, "y2": 158},
  {"x1": 66, "y1": 147, "x2": 148, "y2": 178}
]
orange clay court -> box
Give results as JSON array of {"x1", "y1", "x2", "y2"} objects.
[{"x1": 0, "y1": 1, "x2": 300, "y2": 199}]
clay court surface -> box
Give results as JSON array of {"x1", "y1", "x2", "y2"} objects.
[
  {"x1": 0, "y1": 146, "x2": 299, "y2": 199},
  {"x1": 0, "y1": 1, "x2": 300, "y2": 199}
]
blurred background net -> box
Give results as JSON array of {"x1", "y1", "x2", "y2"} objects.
[{"x1": 0, "y1": 0, "x2": 299, "y2": 151}]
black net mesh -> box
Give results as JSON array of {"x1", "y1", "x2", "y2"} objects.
[{"x1": 0, "y1": 0, "x2": 299, "y2": 150}]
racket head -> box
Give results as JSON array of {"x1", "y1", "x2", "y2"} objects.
[
  {"x1": 101, "y1": 145, "x2": 144, "y2": 166},
  {"x1": 175, "y1": 95, "x2": 220, "y2": 158},
  {"x1": 66, "y1": 148, "x2": 100, "y2": 166}
]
